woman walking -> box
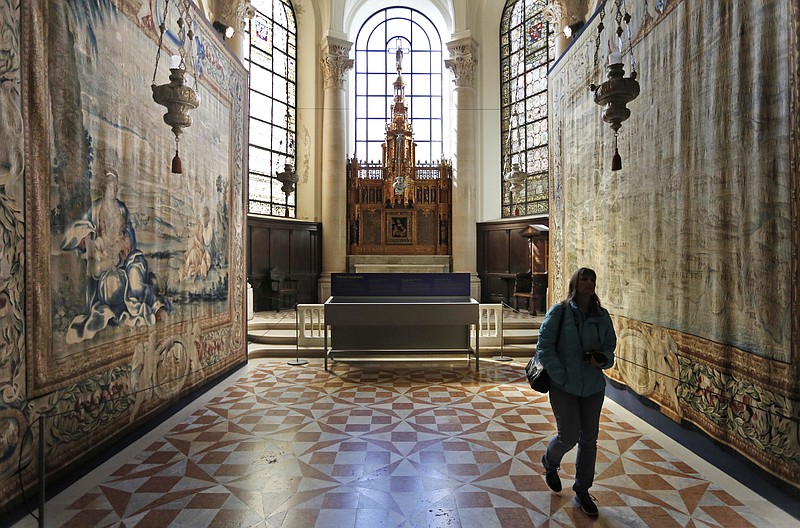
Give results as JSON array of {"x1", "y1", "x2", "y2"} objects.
[{"x1": 536, "y1": 267, "x2": 617, "y2": 517}]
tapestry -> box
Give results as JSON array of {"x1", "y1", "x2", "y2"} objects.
[
  {"x1": 0, "y1": 0, "x2": 25, "y2": 496},
  {"x1": 24, "y1": 0, "x2": 246, "y2": 395},
  {"x1": 0, "y1": 0, "x2": 246, "y2": 504},
  {"x1": 549, "y1": 0, "x2": 799, "y2": 486}
]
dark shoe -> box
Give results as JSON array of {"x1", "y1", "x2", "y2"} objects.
[
  {"x1": 542, "y1": 455, "x2": 561, "y2": 492},
  {"x1": 575, "y1": 491, "x2": 598, "y2": 517}
]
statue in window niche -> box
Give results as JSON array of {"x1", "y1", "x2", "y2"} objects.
[{"x1": 396, "y1": 43, "x2": 404, "y2": 70}]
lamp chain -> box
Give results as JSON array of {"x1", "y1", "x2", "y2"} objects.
[
  {"x1": 590, "y1": 4, "x2": 606, "y2": 91},
  {"x1": 151, "y1": 0, "x2": 171, "y2": 85},
  {"x1": 622, "y1": 0, "x2": 638, "y2": 77},
  {"x1": 286, "y1": 54, "x2": 294, "y2": 160},
  {"x1": 614, "y1": 0, "x2": 624, "y2": 42},
  {"x1": 504, "y1": 101, "x2": 515, "y2": 175},
  {"x1": 178, "y1": 0, "x2": 199, "y2": 91}
]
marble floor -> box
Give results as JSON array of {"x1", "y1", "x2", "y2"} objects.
[{"x1": 14, "y1": 358, "x2": 798, "y2": 528}]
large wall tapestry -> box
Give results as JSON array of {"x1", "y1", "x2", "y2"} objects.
[
  {"x1": 24, "y1": 0, "x2": 247, "y2": 393},
  {"x1": 549, "y1": 0, "x2": 799, "y2": 486},
  {"x1": 0, "y1": 0, "x2": 246, "y2": 509}
]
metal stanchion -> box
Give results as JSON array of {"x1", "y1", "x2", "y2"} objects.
[
  {"x1": 287, "y1": 304, "x2": 308, "y2": 366},
  {"x1": 492, "y1": 306, "x2": 512, "y2": 361},
  {"x1": 38, "y1": 414, "x2": 45, "y2": 528},
  {"x1": 492, "y1": 321, "x2": 512, "y2": 362}
]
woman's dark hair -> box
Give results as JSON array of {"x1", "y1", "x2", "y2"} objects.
[{"x1": 565, "y1": 267, "x2": 602, "y2": 308}]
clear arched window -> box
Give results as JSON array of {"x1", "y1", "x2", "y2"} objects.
[
  {"x1": 500, "y1": 0, "x2": 554, "y2": 217},
  {"x1": 354, "y1": 7, "x2": 444, "y2": 163},
  {"x1": 245, "y1": 0, "x2": 297, "y2": 217}
]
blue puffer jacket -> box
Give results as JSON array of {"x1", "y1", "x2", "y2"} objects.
[{"x1": 535, "y1": 300, "x2": 617, "y2": 397}]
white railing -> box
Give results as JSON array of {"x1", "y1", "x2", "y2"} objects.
[
  {"x1": 472, "y1": 303, "x2": 503, "y2": 348},
  {"x1": 296, "y1": 304, "x2": 325, "y2": 347},
  {"x1": 297, "y1": 303, "x2": 505, "y2": 350}
]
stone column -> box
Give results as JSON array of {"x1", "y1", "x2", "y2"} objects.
[
  {"x1": 444, "y1": 37, "x2": 481, "y2": 301},
  {"x1": 318, "y1": 36, "x2": 354, "y2": 301},
  {"x1": 217, "y1": 0, "x2": 255, "y2": 60},
  {"x1": 545, "y1": 0, "x2": 589, "y2": 58}
]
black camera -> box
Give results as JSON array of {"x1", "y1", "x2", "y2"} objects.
[{"x1": 583, "y1": 351, "x2": 606, "y2": 365}]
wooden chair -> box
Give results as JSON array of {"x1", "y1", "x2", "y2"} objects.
[
  {"x1": 269, "y1": 268, "x2": 298, "y2": 311},
  {"x1": 531, "y1": 272, "x2": 548, "y2": 316},
  {"x1": 512, "y1": 271, "x2": 533, "y2": 314}
]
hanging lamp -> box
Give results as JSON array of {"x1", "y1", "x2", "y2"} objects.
[
  {"x1": 589, "y1": 0, "x2": 640, "y2": 171},
  {"x1": 151, "y1": 0, "x2": 201, "y2": 174}
]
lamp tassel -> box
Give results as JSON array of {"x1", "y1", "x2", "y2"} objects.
[
  {"x1": 611, "y1": 132, "x2": 622, "y2": 171},
  {"x1": 611, "y1": 148, "x2": 622, "y2": 171},
  {"x1": 171, "y1": 144, "x2": 183, "y2": 174}
]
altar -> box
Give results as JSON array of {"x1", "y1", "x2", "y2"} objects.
[{"x1": 323, "y1": 273, "x2": 480, "y2": 370}]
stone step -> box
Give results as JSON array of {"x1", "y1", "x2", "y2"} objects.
[
  {"x1": 249, "y1": 343, "x2": 322, "y2": 358},
  {"x1": 247, "y1": 309, "x2": 543, "y2": 352},
  {"x1": 503, "y1": 328, "x2": 539, "y2": 344},
  {"x1": 248, "y1": 342, "x2": 537, "y2": 360},
  {"x1": 246, "y1": 326, "x2": 540, "y2": 344},
  {"x1": 248, "y1": 318, "x2": 540, "y2": 331},
  {"x1": 247, "y1": 330, "x2": 540, "y2": 344},
  {"x1": 248, "y1": 329, "x2": 298, "y2": 345}
]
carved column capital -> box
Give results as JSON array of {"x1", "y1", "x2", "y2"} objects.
[
  {"x1": 545, "y1": 1, "x2": 588, "y2": 57},
  {"x1": 218, "y1": 0, "x2": 256, "y2": 32},
  {"x1": 320, "y1": 36, "x2": 354, "y2": 89},
  {"x1": 543, "y1": 2, "x2": 563, "y2": 25},
  {"x1": 444, "y1": 37, "x2": 479, "y2": 88},
  {"x1": 544, "y1": 0, "x2": 587, "y2": 29}
]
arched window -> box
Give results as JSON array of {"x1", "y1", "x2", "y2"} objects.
[
  {"x1": 245, "y1": 0, "x2": 297, "y2": 217},
  {"x1": 500, "y1": 0, "x2": 554, "y2": 218},
  {"x1": 354, "y1": 7, "x2": 444, "y2": 163}
]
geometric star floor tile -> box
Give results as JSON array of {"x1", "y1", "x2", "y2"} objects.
[{"x1": 13, "y1": 358, "x2": 798, "y2": 528}]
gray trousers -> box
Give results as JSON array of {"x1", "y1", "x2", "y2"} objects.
[{"x1": 543, "y1": 385, "x2": 605, "y2": 493}]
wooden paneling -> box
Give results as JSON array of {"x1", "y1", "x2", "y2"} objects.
[
  {"x1": 477, "y1": 219, "x2": 549, "y2": 307},
  {"x1": 487, "y1": 230, "x2": 510, "y2": 271},
  {"x1": 290, "y1": 230, "x2": 312, "y2": 273},
  {"x1": 247, "y1": 216, "x2": 322, "y2": 311}
]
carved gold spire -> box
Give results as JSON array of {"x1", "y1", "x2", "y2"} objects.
[{"x1": 383, "y1": 38, "x2": 415, "y2": 206}]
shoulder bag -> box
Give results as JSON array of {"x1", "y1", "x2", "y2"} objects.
[{"x1": 525, "y1": 301, "x2": 566, "y2": 393}]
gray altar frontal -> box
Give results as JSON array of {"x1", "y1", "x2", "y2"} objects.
[{"x1": 323, "y1": 273, "x2": 480, "y2": 370}]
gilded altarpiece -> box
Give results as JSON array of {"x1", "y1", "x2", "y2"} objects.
[
  {"x1": 347, "y1": 54, "x2": 452, "y2": 256},
  {"x1": 347, "y1": 159, "x2": 452, "y2": 256},
  {"x1": 0, "y1": 0, "x2": 247, "y2": 505},
  {"x1": 549, "y1": 0, "x2": 799, "y2": 486}
]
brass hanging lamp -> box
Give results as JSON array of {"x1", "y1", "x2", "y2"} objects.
[
  {"x1": 151, "y1": 0, "x2": 201, "y2": 174},
  {"x1": 589, "y1": 0, "x2": 640, "y2": 171}
]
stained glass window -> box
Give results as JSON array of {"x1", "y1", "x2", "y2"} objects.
[
  {"x1": 245, "y1": 0, "x2": 297, "y2": 218},
  {"x1": 500, "y1": 0, "x2": 554, "y2": 218},
  {"x1": 354, "y1": 8, "x2": 444, "y2": 163}
]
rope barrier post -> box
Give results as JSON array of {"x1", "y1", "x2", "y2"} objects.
[
  {"x1": 38, "y1": 414, "x2": 45, "y2": 528},
  {"x1": 492, "y1": 305, "x2": 512, "y2": 362},
  {"x1": 288, "y1": 304, "x2": 307, "y2": 366}
]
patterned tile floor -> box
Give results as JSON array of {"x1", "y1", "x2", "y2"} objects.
[{"x1": 16, "y1": 358, "x2": 797, "y2": 528}]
